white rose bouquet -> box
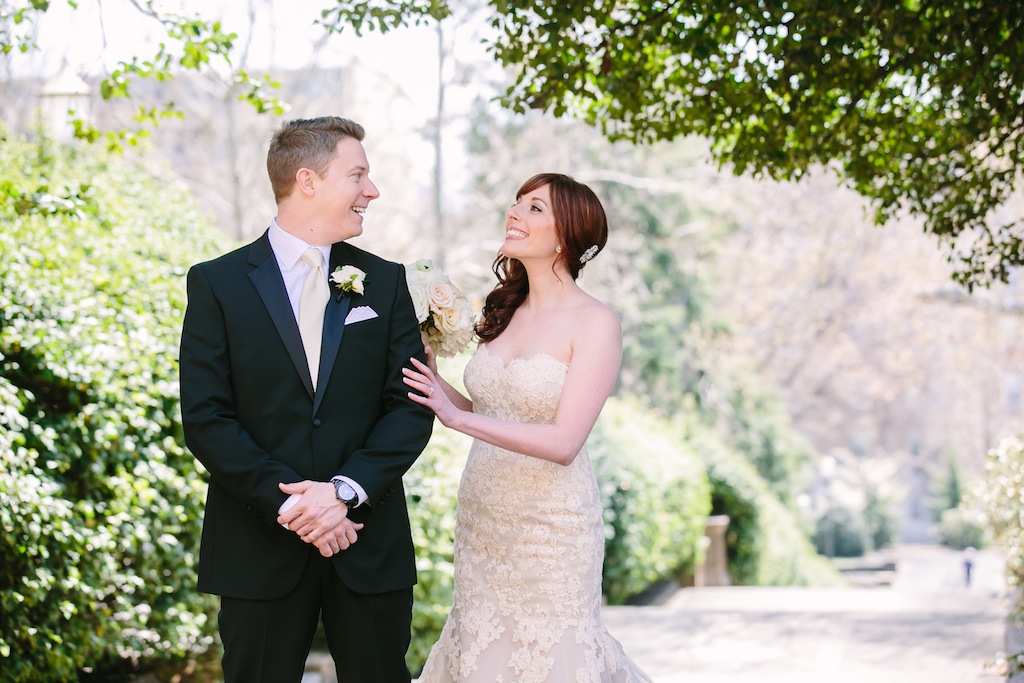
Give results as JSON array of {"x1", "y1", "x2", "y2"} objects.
[{"x1": 405, "y1": 259, "x2": 475, "y2": 357}]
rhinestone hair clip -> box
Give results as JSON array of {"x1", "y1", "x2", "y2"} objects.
[{"x1": 579, "y1": 245, "x2": 599, "y2": 265}]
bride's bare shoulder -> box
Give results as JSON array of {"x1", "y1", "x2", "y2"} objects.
[{"x1": 573, "y1": 295, "x2": 620, "y2": 334}]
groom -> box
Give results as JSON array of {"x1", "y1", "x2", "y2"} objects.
[{"x1": 179, "y1": 116, "x2": 434, "y2": 682}]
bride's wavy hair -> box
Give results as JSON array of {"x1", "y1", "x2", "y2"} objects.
[{"x1": 476, "y1": 173, "x2": 609, "y2": 342}]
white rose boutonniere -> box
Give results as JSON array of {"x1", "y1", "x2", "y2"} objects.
[
  {"x1": 405, "y1": 259, "x2": 475, "y2": 358},
  {"x1": 331, "y1": 265, "x2": 367, "y2": 296}
]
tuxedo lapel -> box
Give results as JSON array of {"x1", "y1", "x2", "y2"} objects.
[
  {"x1": 314, "y1": 242, "x2": 354, "y2": 412},
  {"x1": 247, "y1": 235, "x2": 315, "y2": 398}
]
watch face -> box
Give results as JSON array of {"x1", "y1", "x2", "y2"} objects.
[{"x1": 335, "y1": 480, "x2": 356, "y2": 504}]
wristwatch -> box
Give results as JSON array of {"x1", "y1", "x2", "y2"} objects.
[{"x1": 331, "y1": 477, "x2": 359, "y2": 508}]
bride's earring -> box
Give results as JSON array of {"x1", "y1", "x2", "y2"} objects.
[{"x1": 555, "y1": 245, "x2": 563, "y2": 254}]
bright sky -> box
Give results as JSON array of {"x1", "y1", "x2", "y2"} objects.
[
  {"x1": 13, "y1": 0, "x2": 439, "y2": 102},
  {"x1": 19, "y1": 0, "x2": 415, "y2": 68}
]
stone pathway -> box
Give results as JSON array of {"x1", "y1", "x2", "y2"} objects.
[{"x1": 601, "y1": 545, "x2": 1009, "y2": 683}]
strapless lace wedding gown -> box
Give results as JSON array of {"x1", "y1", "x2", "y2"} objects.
[{"x1": 418, "y1": 345, "x2": 654, "y2": 683}]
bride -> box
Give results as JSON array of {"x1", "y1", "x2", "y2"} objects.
[{"x1": 403, "y1": 173, "x2": 654, "y2": 682}]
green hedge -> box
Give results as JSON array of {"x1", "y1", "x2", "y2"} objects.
[
  {"x1": 813, "y1": 506, "x2": 869, "y2": 558},
  {"x1": 935, "y1": 506, "x2": 987, "y2": 551},
  {"x1": 591, "y1": 397, "x2": 712, "y2": 604},
  {"x1": 0, "y1": 131, "x2": 223, "y2": 681},
  {"x1": 684, "y1": 418, "x2": 843, "y2": 587}
]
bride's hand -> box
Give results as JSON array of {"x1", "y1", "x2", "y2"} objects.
[{"x1": 404, "y1": 357, "x2": 456, "y2": 426}]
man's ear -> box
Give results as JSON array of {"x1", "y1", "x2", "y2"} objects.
[{"x1": 295, "y1": 168, "x2": 317, "y2": 198}]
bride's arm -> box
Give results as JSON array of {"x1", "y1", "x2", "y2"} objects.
[{"x1": 404, "y1": 306, "x2": 621, "y2": 466}]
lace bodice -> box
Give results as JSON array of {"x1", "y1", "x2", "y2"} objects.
[
  {"x1": 417, "y1": 345, "x2": 654, "y2": 683},
  {"x1": 464, "y1": 344, "x2": 567, "y2": 423}
]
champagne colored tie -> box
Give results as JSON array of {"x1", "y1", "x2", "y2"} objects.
[{"x1": 298, "y1": 247, "x2": 330, "y2": 389}]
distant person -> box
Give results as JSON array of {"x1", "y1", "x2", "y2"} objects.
[
  {"x1": 179, "y1": 116, "x2": 434, "y2": 682},
  {"x1": 963, "y1": 546, "x2": 976, "y2": 587},
  {"x1": 404, "y1": 173, "x2": 653, "y2": 681}
]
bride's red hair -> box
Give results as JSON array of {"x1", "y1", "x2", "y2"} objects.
[{"x1": 475, "y1": 173, "x2": 608, "y2": 342}]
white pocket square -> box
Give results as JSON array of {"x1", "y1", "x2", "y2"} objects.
[{"x1": 345, "y1": 305, "x2": 378, "y2": 325}]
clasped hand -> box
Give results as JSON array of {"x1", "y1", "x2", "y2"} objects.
[{"x1": 277, "y1": 480, "x2": 363, "y2": 558}]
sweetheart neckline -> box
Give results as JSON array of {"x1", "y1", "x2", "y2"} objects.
[{"x1": 478, "y1": 343, "x2": 569, "y2": 370}]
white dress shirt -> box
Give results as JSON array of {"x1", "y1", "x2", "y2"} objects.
[{"x1": 268, "y1": 219, "x2": 368, "y2": 511}]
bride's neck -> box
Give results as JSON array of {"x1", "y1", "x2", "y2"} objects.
[{"x1": 522, "y1": 269, "x2": 578, "y2": 310}]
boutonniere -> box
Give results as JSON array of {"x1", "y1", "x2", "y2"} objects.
[{"x1": 331, "y1": 265, "x2": 367, "y2": 297}]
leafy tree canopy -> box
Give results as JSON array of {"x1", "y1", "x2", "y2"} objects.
[
  {"x1": 6, "y1": 0, "x2": 1023, "y2": 287},
  {"x1": 324, "y1": 0, "x2": 1024, "y2": 289}
]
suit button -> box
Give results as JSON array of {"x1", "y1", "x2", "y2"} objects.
[{"x1": 313, "y1": 418, "x2": 322, "y2": 427}]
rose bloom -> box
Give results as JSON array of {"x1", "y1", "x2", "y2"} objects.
[
  {"x1": 437, "y1": 300, "x2": 473, "y2": 335},
  {"x1": 426, "y1": 280, "x2": 457, "y2": 313}
]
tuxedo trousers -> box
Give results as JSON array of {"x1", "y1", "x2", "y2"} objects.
[{"x1": 218, "y1": 546, "x2": 414, "y2": 683}]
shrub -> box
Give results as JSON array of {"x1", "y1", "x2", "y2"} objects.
[
  {"x1": 0, "y1": 131, "x2": 223, "y2": 681},
  {"x1": 590, "y1": 397, "x2": 712, "y2": 604},
  {"x1": 720, "y1": 373, "x2": 814, "y2": 508},
  {"x1": 685, "y1": 418, "x2": 842, "y2": 586},
  {"x1": 863, "y1": 490, "x2": 898, "y2": 550},
  {"x1": 813, "y1": 506, "x2": 869, "y2": 558},
  {"x1": 935, "y1": 507, "x2": 987, "y2": 551}
]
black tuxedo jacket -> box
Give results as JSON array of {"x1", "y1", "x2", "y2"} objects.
[{"x1": 179, "y1": 233, "x2": 434, "y2": 599}]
